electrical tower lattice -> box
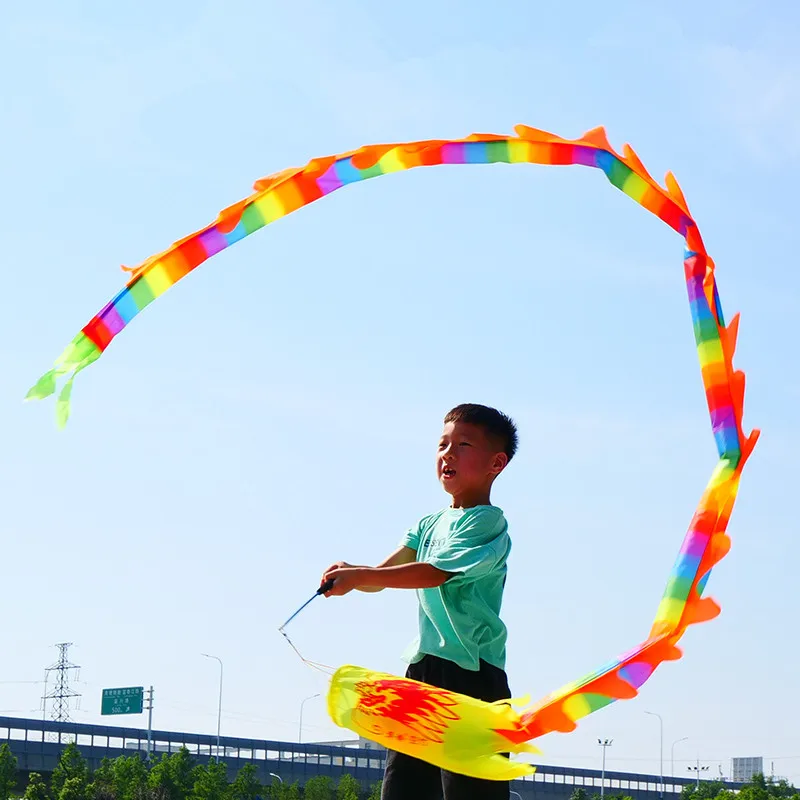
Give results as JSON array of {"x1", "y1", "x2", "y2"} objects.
[{"x1": 43, "y1": 643, "x2": 82, "y2": 728}]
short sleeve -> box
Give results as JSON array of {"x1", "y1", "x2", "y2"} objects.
[
  {"x1": 400, "y1": 513, "x2": 437, "y2": 551},
  {"x1": 427, "y1": 507, "x2": 509, "y2": 581},
  {"x1": 400, "y1": 522, "x2": 422, "y2": 550},
  {"x1": 427, "y1": 540, "x2": 504, "y2": 579}
]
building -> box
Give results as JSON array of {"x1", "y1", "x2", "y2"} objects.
[
  {"x1": 731, "y1": 757, "x2": 764, "y2": 783},
  {"x1": 1, "y1": 715, "x2": 745, "y2": 799}
]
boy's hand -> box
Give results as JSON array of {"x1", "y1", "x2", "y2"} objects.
[
  {"x1": 320, "y1": 561, "x2": 352, "y2": 593},
  {"x1": 321, "y1": 567, "x2": 362, "y2": 597}
]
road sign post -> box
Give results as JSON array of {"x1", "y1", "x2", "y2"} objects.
[{"x1": 145, "y1": 686, "x2": 154, "y2": 755}]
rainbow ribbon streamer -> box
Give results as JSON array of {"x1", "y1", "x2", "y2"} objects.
[
  {"x1": 326, "y1": 129, "x2": 759, "y2": 778},
  {"x1": 28, "y1": 126, "x2": 758, "y2": 777}
]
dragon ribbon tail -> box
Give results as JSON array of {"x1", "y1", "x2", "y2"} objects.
[{"x1": 26, "y1": 334, "x2": 102, "y2": 427}]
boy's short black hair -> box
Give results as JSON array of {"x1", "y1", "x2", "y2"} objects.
[{"x1": 444, "y1": 403, "x2": 519, "y2": 461}]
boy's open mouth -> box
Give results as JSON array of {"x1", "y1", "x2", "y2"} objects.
[{"x1": 442, "y1": 467, "x2": 456, "y2": 478}]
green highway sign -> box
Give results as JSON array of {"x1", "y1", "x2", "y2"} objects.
[{"x1": 101, "y1": 687, "x2": 144, "y2": 716}]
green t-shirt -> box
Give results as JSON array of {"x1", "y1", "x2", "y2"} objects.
[{"x1": 400, "y1": 505, "x2": 511, "y2": 672}]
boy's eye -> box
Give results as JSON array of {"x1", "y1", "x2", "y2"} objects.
[{"x1": 459, "y1": 442, "x2": 471, "y2": 447}]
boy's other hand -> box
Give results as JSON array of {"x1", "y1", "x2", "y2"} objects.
[
  {"x1": 321, "y1": 566, "x2": 361, "y2": 597},
  {"x1": 320, "y1": 561, "x2": 352, "y2": 592}
]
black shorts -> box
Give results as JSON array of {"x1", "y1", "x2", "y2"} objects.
[{"x1": 381, "y1": 654, "x2": 512, "y2": 800}]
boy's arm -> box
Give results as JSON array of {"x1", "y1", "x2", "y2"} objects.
[
  {"x1": 322, "y1": 555, "x2": 451, "y2": 597},
  {"x1": 356, "y1": 546, "x2": 418, "y2": 592},
  {"x1": 320, "y1": 546, "x2": 418, "y2": 594}
]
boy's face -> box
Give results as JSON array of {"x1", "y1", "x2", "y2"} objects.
[{"x1": 436, "y1": 420, "x2": 508, "y2": 500}]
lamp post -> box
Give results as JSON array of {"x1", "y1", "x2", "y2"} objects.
[
  {"x1": 510, "y1": 791, "x2": 523, "y2": 800},
  {"x1": 299, "y1": 693, "x2": 320, "y2": 743},
  {"x1": 671, "y1": 737, "x2": 689, "y2": 777},
  {"x1": 598, "y1": 739, "x2": 613, "y2": 798},
  {"x1": 644, "y1": 711, "x2": 664, "y2": 799},
  {"x1": 201, "y1": 653, "x2": 223, "y2": 756},
  {"x1": 688, "y1": 758, "x2": 710, "y2": 788},
  {"x1": 269, "y1": 773, "x2": 283, "y2": 787}
]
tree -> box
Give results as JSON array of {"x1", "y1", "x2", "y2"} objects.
[
  {"x1": 681, "y1": 781, "x2": 734, "y2": 800},
  {"x1": 570, "y1": 790, "x2": 587, "y2": 800},
  {"x1": 303, "y1": 776, "x2": 333, "y2": 800},
  {"x1": 769, "y1": 780, "x2": 798, "y2": 800},
  {"x1": 265, "y1": 778, "x2": 293, "y2": 800},
  {"x1": 112, "y1": 755, "x2": 149, "y2": 800},
  {"x1": 590, "y1": 795, "x2": 633, "y2": 800},
  {"x1": 0, "y1": 744, "x2": 18, "y2": 800},
  {"x1": 588, "y1": 794, "x2": 633, "y2": 800},
  {"x1": 23, "y1": 773, "x2": 49, "y2": 800},
  {"x1": 271, "y1": 783, "x2": 299, "y2": 800},
  {"x1": 679, "y1": 774, "x2": 800, "y2": 800},
  {"x1": 264, "y1": 776, "x2": 282, "y2": 800},
  {"x1": 335, "y1": 775, "x2": 360, "y2": 800},
  {"x1": 229, "y1": 764, "x2": 260, "y2": 800},
  {"x1": 60, "y1": 777, "x2": 89, "y2": 800},
  {"x1": 736, "y1": 775, "x2": 800, "y2": 800},
  {"x1": 89, "y1": 757, "x2": 115, "y2": 800},
  {"x1": 189, "y1": 760, "x2": 228, "y2": 800},
  {"x1": 52, "y1": 743, "x2": 90, "y2": 798},
  {"x1": 148, "y1": 749, "x2": 196, "y2": 800},
  {"x1": 366, "y1": 780, "x2": 382, "y2": 800}
]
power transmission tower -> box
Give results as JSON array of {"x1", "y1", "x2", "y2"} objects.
[{"x1": 43, "y1": 643, "x2": 81, "y2": 739}]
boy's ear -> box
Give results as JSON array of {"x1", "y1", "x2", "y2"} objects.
[{"x1": 491, "y1": 452, "x2": 509, "y2": 474}]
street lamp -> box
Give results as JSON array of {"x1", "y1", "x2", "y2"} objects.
[
  {"x1": 510, "y1": 791, "x2": 523, "y2": 800},
  {"x1": 644, "y1": 711, "x2": 664, "y2": 799},
  {"x1": 671, "y1": 737, "x2": 689, "y2": 777},
  {"x1": 598, "y1": 739, "x2": 613, "y2": 799},
  {"x1": 269, "y1": 773, "x2": 283, "y2": 786},
  {"x1": 299, "y1": 693, "x2": 321, "y2": 743},
  {"x1": 201, "y1": 653, "x2": 223, "y2": 756},
  {"x1": 688, "y1": 758, "x2": 710, "y2": 788}
]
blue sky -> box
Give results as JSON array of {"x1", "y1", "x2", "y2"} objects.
[{"x1": 2, "y1": 0, "x2": 799, "y2": 784}]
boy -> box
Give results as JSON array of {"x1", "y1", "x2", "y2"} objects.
[{"x1": 320, "y1": 403, "x2": 518, "y2": 800}]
